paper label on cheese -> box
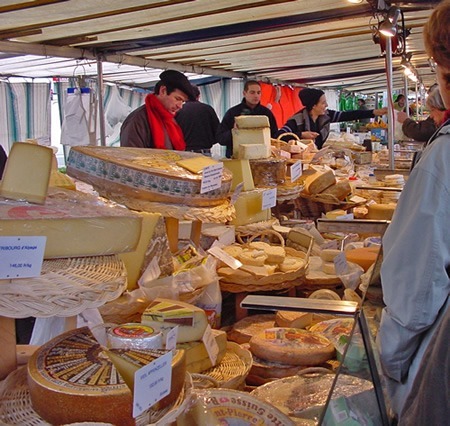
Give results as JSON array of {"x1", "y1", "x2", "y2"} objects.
[
  {"x1": 200, "y1": 163, "x2": 223, "y2": 194},
  {"x1": 201, "y1": 325, "x2": 219, "y2": 366},
  {"x1": 165, "y1": 326, "x2": 179, "y2": 351},
  {"x1": 145, "y1": 300, "x2": 195, "y2": 326},
  {"x1": 290, "y1": 160, "x2": 303, "y2": 182},
  {"x1": 112, "y1": 324, "x2": 156, "y2": 338},
  {"x1": 334, "y1": 251, "x2": 349, "y2": 275},
  {"x1": 208, "y1": 245, "x2": 243, "y2": 270},
  {"x1": 262, "y1": 188, "x2": 277, "y2": 210}
]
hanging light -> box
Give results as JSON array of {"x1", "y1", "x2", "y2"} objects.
[
  {"x1": 347, "y1": 0, "x2": 364, "y2": 3},
  {"x1": 379, "y1": 7, "x2": 401, "y2": 37}
]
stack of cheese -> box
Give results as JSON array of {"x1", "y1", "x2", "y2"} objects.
[
  {"x1": 141, "y1": 298, "x2": 227, "y2": 374},
  {"x1": 218, "y1": 241, "x2": 306, "y2": 281},
  {"x1": 232, "y1": 115, "x2": 271, "y2": 160}
]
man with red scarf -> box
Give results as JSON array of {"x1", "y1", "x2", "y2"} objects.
[{"x1": 120, "y1": 70, "x2": 195, "y2": 150}]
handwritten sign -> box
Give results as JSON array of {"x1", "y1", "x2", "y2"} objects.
[
  {"x1": 262, "y1": 188, "x2": 277, "y2": 210},
  {"x1": 200, "y1": 162, "x2": 223, "y2": 194},
  {"x1": 290, "y1": 160, "x2": 303, "y2": 182},
  {"x1": 0, "y1": 236, "x2": 46, "y2": 279}
]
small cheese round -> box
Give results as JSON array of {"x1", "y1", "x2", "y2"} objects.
[
  {"x1": 107, "y1": 323, "x2": 162, "y2": 350},
  {"x1": 320, "y1": 249, "x2": 341, "y2": 262}
]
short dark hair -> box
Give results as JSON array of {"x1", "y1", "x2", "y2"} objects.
[
  {"x1": 244, "y1": 80, "x2": 261, "y2": 91},
  {"x1": 358, "y1": 98, "x2": 365, "y2": 104},
  {"x1": 191, "y1": 84, "x2": 200, "y2": 99}
]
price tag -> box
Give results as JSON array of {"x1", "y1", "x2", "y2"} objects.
[
  {"x1": 200, "y1": 162, "x2": 223, "y2": 194},
  {"x1": 230, "y1": 182, "x2": 244, "y2": 205},
  {"x1": 290, "y1": 160, "x2": 303, "y2": 182},
  {"x1": 133, "y1": 351, "x2": 173, "y2": 418},
  {"x1": 0, "y1": 236, "x2": 46, "y2": 279},
  {"x1": 202, "y1": 325, "x2": 219, "y2": 366},
  {"x1": 208, "y1": 245, "x2": 242, "y2": 269},
  {"x1": 334, "y1": 252, "x2": 349, "y2": 276},
  {"x1": 165, "y1": 326, "x2": 179, "y2": 351},
  {"x1": 262, "y1": 188, "x2": 277, "y2": 210},
  {"x1": 349, "y1": 195, "x2": 366, "y2": 204}
]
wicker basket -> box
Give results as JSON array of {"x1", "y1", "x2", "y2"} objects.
[
  {"x1": 0, "y1": 255, "x2": 127, "y2": 319},
  {"x1": 219, "y1": 230, "x2": 311, "y2": 293},
  {"x1": 191, "y1": 342, "x2": 252, "y2": 390},
  {"x1": 0, "y1": 367, "x2": 192, "y2": 426}
]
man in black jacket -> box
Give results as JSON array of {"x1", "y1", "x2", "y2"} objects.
[{"x1": 216, "y1": 80, "x2": 278, "y2": 157}]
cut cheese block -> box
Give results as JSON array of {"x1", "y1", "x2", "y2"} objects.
[
  {"x1": 229, "y1": 188, "x2": 272, "y2": 226},
  {"x1": 235, "y1": 115, "x2": 270, "y2": 128},
  {"x1": 319, "y1": 179, "x2": 352, "y2": 201},
  {"x1": 66, "y1": 147, "x2": 232, "y2": 207},
  {"x1": 222, "y1": 159, "x2": 255, "y2": 191},
  {"x1": 141, "y1": 298, "x2": 208, "y2": 343},
  {"x1": 27, "y1": 326, "x2": 186, "y2": 426},
  {"x1": 249, "y1": 158, "x2": 286, "y2": 187},
  {"x1": 238, "y1": 143, "x2": 271, "y2": 160},
  {"x1": 325, "y1": 209, "x2": 347, "y2": 219},
  {"x1": 303, "y1": 165, "x2": 336, "y2": 195},
  {"x1": 275, "y1": 311, "x2": 313, "y2": 329},
  {"x1": 366, "y1": 203, "x2": 396, "y2": 220},
  {"x1": 48, "y1": 170, "x2": 77, "y2": 190},
  {"x1": 249, "y1": 327, "x2": 335, "y2": 366},
  {"x1": 176, "y1": 156, "x2": 219, "y2": 174},
  {"x1": 345, "y1": 247, "x2": 380, "y2": 272},
  {"x1": 231, "y1": 127, "x2": 271, "y2": 159},
  {"x1": 176, "y1": 329, "x2": 227, "y2": 373},
  {"x1": 0, "y1": 142, "x2": 53, "y2": 204},
  {"x1": 228, "y1": 314, "x2": 276, "y2": 344},
  {"x1": 107, "y1": 323, "x2": 163, "y2": 350},
  {"x1": 0, "y1": 187, "x2": 141, "y2": 259}
]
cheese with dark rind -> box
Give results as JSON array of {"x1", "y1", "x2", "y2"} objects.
[
  {"x1": 0, "y1": 187, "x2": 142, "y2": 259},
  {"x1": 303, "y1": 165, "x2": 336, "y2": 195},
  {"x1": 66, "y1": 147, "x2": 232, "y2": 207},
  {"x1": 27, "y1": 326, "x2": 185, "y2": 426},
  {"x1": 249, "y1": 327, "x2": 335, "y2": 366}
]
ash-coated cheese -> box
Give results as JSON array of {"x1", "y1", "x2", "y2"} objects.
[
  {"x1": 0, "y1": 142, "x2": 53, "y2": 204},
  {"x1": 0, "y1": 187, "x2": 142, "y2": 259},
  {"x1": 249, "y1": 327, "x2": 335, "y2": 366},
  {"x1": 27, "y1": 327, "x2": 186, "y2": 426},
  {"x1": 141, "y1": 298, "x2": 208, "y2": 343}
]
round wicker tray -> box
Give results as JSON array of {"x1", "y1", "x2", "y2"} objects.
[
  {"x1": 0, "y1": 255, "x2": 127, "y2": 318},
  {"x1": 191, "y1": 342, "x2": 252, "y2": 390},
  {"x1": 0, "y1": 367, "x2": 192, "y2": 426}
]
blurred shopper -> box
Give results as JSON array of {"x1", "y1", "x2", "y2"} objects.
[
  {"x1": 397, "y1": 85, "x2": 446, "y2": 142},
  {"x1": 120, "y1": 70, "x2": 195, "y2": 149},
  {"x1": 377, "y1": 1, "x2": 450, "y2": 422},
  {"x1": 216, "y1": 80, "x2": 278, "y2": 157},
  {"x1": 357, "y1": 98, "x2": 371, "y2": 124},
  {"x1": 175, "y1": 85, "x2": 220, "y2": 155},
  {"x1": 393, "y1": 94, "x2": 407, "y2": 112},
  {"x1": 278, "y1": 88, "x2": 387, "y2": 149}
]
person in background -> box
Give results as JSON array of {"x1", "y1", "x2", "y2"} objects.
[
  {"x1": 120, "y1": 69, "x2": 195, "y2": 149},
  {"x1": 397, "y1": 85, "x2": 446, "y2": 142},
  {"x1": 393, "y1": 94, "x2": 408, "y2": 112},
  {"x1": 278, "y1": 88, "x2": 387, "y2": 149},
  {"x1": 175, "y1": 84, "x2": 220, "y2": 155},
  {"x1": 377, "y1": 1, "x2": 450, "y2": 422},
  {"x1": 216, "y1": 80, "x2": 278, "y2": 157},
  {"x1": 357, "y1": 98, "x2": 371, "y2": 124}
]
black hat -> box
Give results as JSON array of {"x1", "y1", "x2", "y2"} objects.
[
  {"x1": 299, "y1": 88, "x2": 325, "y2": 111},
  {"x1": 159, "y1": 70, "x2": 195, "y2": 101}
]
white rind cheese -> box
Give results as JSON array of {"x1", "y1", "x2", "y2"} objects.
[{"x1": 235, "y1": 115, "x2": 270, "y2": 128}]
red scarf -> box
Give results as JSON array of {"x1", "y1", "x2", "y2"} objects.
[
  {"x1": 444, "y1": 109, "x2": 450, "y2": 123},
  {"x1": 145, "y1": 94, "x2": 186, "y2": 150}
]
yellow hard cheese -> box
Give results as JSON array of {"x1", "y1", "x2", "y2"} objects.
[
  {"x1": 176, "y1": 156, "x2": 219, "y2": 174},
  {"x1": 231, "y1": 127, "x2": 271, "y2": 159},
  {"x1": 141, "y1": 298, "x2": 208, "y2": 343},
  {"x1": 223, "y1": 159, "x2": 255, "y2": 191},
  {"x1": 0, "y1": 142, "x2": 53, "y2": 204},
  {"x1": 229, "y1": 189, "x2": 272, "y2": 226}
]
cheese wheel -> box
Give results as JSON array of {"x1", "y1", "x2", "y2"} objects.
[
  {"x1": 275, "y1": 311, "x2": 313, "y2": 329},
  {"x1": 27, "y1": 327, "x2": 185, "y2": 426},
  {"x1": 303, "y1": 166, "x2": 336, "y2": 195},
  {"x1": 345, "y1": 247, "x2": 380, "y2": 271},
  {"x1": 249, "y1": 327, "x2": 335, "y2": 365},
  {"x1": 106, "y1": 323, "x2": 163, "y2": 350},
  {"x1": 228, "y1": 314, "x2": 276, "y2": 344}
]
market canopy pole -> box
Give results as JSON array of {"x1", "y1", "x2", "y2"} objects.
[
  {"x1": 96, "y1": 55, "x2": 106, "y2": 147},
  {"x1": 385, "y1": 37, "x2": 395, "y2": 170}
]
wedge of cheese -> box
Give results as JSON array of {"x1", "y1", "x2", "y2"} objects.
[
  {"x1": 176, "y1": 156, "x2": 219, "y2": 174},
  {"x1": 0, "y1": 187, "x2": 142, "y2": 259},
  {"x1": 141, "y1": 298, "x2": 208, "y2": 343},
  {"x1": 303, "y1": 165, "x2": 336, "y2": 195},
  {"x1": 0, "y1": 142, "x2": 53, "y2": 204},
  {"x1": 223, "y1": 159, "x2": 255, "y2": 191}
]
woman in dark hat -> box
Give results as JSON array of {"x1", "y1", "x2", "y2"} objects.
[
  {"x1": 278, "y1": 88, "x2": 387, "y2": 149},
  {"x1": 120, "y1": 69, "x2": 196, "y2": 149}
]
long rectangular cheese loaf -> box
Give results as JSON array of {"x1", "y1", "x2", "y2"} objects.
[
  {"x1": 66, "y1": 147, "x2": 232, "y2": 207},
  {"x1": 0, "y1": 187, "x2": 141, "y2": 259}
]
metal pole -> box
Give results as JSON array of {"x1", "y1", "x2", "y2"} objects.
[
  {"x1": 415, "y1": 81, "x2": 419, "y2": 117},
  {"x1": 404, "y1": 74, "x2": 409, "y2": 118},
  {"x1": 385, "y1": 37, "x2": 395, "y2": 170},
  {"x1": 97, "y1": 55, "x2": 106, "y2": 146}
]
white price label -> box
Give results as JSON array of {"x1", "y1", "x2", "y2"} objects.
[
  {"x1": 165, "y1": 326, "x2": 179, "y2": 351},
  {"x1": 208, "y1": 245, "x2": 242, "y2": 269},
  {"x1": 0, "y1": 236, "x2": 46, "y2": 279},
  {"x1": 200, "y1": 162, "x2": 223, "y2": 194},
  {"x1": 202, "y1": 325, "x2": 219, "y2": 366},
  {"x1": 262, "y1": 188, "x2": 277, "y2": 210},
  {"x1": 334, "y1": 251, "x2": 349, "y2": 276},
  {"x1": 290, "y1": 160, "x2": 303, "y2": 182},
  {"x1": 133, "y1": 351, "x2": 173, "y2": 418}
]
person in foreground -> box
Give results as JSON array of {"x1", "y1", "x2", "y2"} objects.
[
  {"x1": 277, "y1": 88, "x2": 387, "y2": 149},
  {"x1": 175, "y1": 84, "x2": 220, "y2": 154},
  {"x1": 376, "y1": 1, "x2": 450, "y2": 423},
  {"x1": 397, "y1": 84, "x2": 446, "y2": 142},
  {"x1": 216, "y1": 80, "x2": 278, "y2": 157},
  {"x1": 120, "y1": 69, "x2": 195, "y2": 149}
]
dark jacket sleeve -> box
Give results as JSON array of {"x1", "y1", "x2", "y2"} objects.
[
  {"x1": 277, "y1": 118, "x2": 302, "y2": 139},
  {"x1": 327, "y1": 109, "x2": 375, "y2": 123},
  {"x1": 216, "y1": 109, "x2": 236, "y2": 156},
  {"x1": 402, "y1": 117, "x2": 436, "y2": 142},
  {"x1": 0, "y1": 145, "x2": 7, "y2": 179},
  {"x1": 267, "y1": 110, "x2": 279, "y2": 138},
  {"x1": 120, "y1": 106, "x2": 152, "y2": 148}
]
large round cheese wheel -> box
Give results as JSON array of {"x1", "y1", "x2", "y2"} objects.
[
  {"x1": 228, "y1": 314, "x2": 276, "y2": 344},
  {"x1": 275, "y1": 311, "x2": 313, "y2": 329},
  {"x1": 27, "y1": 327, "x2": 185, "y2": 425},
  {"x1": 249, "y1": 327, "x2": 335, "y2": 366}
]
